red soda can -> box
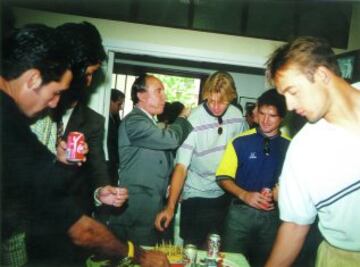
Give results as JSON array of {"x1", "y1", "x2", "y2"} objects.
[
  {"x1": 261, "y1": 187, "x2": 272, "y2": 198},
  {"x1": 66, "y1": 131, "x2": 85, "y2": 162},
  {"x1": 207, "y1": 233, "x2": 221, "y2": 259},
  {"x1": 261, "y1": 187, "x2": 272, "y2": 209}
]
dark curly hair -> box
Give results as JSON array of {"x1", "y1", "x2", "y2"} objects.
[
  {"x1": 258, "y1": 88, "x2": 287, "y2": 118},
  {"x1": 1, "y1": 24, "x2": 68, "y2": 84}
]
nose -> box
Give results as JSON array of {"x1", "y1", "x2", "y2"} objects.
[
  {"x1": 285, "y1": 96, "x2": 295, "y2": 111},
  {"x1": 263, "y1": 114, "x2": 270, "y2": 124},
  {"x1": 86, "y1": 75, "x2": 93, "y2": 87}
]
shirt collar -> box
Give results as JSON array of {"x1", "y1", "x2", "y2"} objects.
[
  {"x1": 138, "y1": 107, "x2": 157, "y2": 125},
  {"x1": 256, "y1": 127, "x2": 281, "y2": 140}
]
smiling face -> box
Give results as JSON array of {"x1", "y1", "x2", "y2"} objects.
[
  {"x1": 274, "y1": 65, "x2": 330, "y2": 123},
  {"x1": 258, "y1": 104, "x2": 283, "y2": 137}
]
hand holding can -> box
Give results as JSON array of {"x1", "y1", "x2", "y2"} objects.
[
  {"x1": 66, "y1": 131, "x2": 86, "y2": 162},
  {"x1": 260, "y1": 187, "x2": 274, "y2": 210}
]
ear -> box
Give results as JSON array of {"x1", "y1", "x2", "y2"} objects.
[
  {"x1": 137, "y1": 90, "x2": 146, "y2": 102},
  {"x1": 25, "y1": 69, "x2": 42, "y2": 91},
  {"x1": 315, "y1": 66, "x2": 330, "y2": 84}
]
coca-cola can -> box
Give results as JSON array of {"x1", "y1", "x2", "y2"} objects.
[
  {"x1": 183, "y1": 244, "x2": 197, "y2": 267},
  {"x1": 66, "y1": 131, "x2": 85, "y2": 162},
  {"x1": 207, "y1": 233, "x2": 221, "y2": 259}
]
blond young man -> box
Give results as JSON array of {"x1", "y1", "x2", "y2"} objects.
[{"x1": 155, "y1": 71, "x2": 248, "y2": 247}]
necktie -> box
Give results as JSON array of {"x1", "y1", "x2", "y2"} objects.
[{"x1": 56, "y1": 120, "x2": 64, "y2": 147}]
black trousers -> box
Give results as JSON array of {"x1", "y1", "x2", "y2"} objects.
[{"x1": 180, "y1": 194, "x2": 230, "y2": 249}]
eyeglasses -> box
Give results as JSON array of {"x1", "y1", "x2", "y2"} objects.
[
  {"x1": 218, "y1": 116, "x2": 223, "y2": 135},
  {"x1": 263, "y1": 137, "x2": 270, "y2": 156}
]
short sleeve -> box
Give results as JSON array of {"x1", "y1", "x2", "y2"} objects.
[
  {"x1": 216, "y1": 140, "x2": 238, "y2": 179},
  {"x1": 279, "y1": 142, "x2": 317, "y2": 225},
  {"x1": 175, "y1": 130, "x2": 195, "y2": 168}
]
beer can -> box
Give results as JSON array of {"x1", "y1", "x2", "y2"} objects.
[
  {"x1": 183, "y1": 244, "x2": 197, "y2": 267},
  {"x1": 207, "y1": 234, "x2": 220, "y2": 259},
  {"x1": 66, "y1": 131, "x2": 85, "y2": 162}
]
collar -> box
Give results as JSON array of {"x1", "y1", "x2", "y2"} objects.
[
  {"x1": 137, "y1": 107, "x2": 158, "y2": 125},
  {"x1": 203, "y1": 101, "x2": 229, "y2": 119}
]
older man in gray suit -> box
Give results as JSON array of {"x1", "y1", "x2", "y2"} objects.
[{"x1": 109, "y1": 74, "x2": 192, "y2": 246}]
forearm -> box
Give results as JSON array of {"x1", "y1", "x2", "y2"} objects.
[
  {"x1": 265, "y1": 222, "x2": 310, "y2": 267},
  {"x1": 68, "y1": 215, "x2": 142, "y2": 262},
  {"x1": 166, "y1": 164, "x2": 187, "y2": 211},
  {"x1": 218, "y1": 178, "x2": 248, "y2": 201}
]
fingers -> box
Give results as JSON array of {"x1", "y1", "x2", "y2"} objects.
[
  {"x1": 155, "y1": 214, "x2": 166, "y2": 231},
  {"x1": 59, "y1": 140, "x2": 67, "y2": 150}
]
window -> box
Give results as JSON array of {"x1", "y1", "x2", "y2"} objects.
[{"x1": 112, "y1": 73, "x2": 201, "y2": 118}]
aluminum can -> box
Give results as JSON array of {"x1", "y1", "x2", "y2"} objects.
[
  {"x1": 183, "y1": 244, "x2": 197, "y2": 267},
  {"x1": 66, "y1": 131, "x2": 85, "y2": 162},
  {"x1": 205, "y1": 258, "x2": 217, "y2": 267},
  {"x1": 261, "y1": 187, "x2": 272, "y2": 197},
  {"x1": 207, "y1": 233, "x2": 221, "y2": 259}
]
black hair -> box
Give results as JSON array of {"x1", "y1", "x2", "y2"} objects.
[
  {"x1": 1, "y1": 24, "x2": 68, "y2": 84},
  {"x1": 158, "y1": 101, "x2": 185, "y2": 124},
  {"x1": 131, "y1": 74, "x2": 148, "y2": 104},
  {"x1": 257, "y1": 89, "x2": 287, "y2": 118},
  {"x1": 245, "y1": 102, "x2": 256, "y2": 116},
  {"x1": 111, "y1": 89, "x2": 125, "y2": 102},
  {"x1": 55, "y1": 22, "x2": 106, "y2": 109},
  {"x1": 56, "y1": 22, "x2": 106, "y2": 75}
]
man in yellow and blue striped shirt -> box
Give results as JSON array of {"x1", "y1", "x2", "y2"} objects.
[{"x1": 216, "y1": 89, "x2": 290, "y2": 267}]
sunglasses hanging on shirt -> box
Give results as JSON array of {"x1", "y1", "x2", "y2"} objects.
[
  {"x1": 217, "y1": 116, "x2": 223, "y2": 135},
  {"x1": 263, "y1": 137, "x2": 270, "y2": 156}
]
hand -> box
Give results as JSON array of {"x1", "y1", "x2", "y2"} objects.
[
  {"x1": 98, "y1": 186, "x2": 128, "y2": 207},
  {"x1": 179, "y1": 107, "x2": 191, "y2": 119},
  {"x1": 243, "y1": 191, "x2": 274, "y2": 211},
  {"x1": 272, "y1": 184, "x2": 279, "y2": 202},
  {"x1": 56, "y1": 140, "x2": 88, "y2": 166},
  {"x1": 139, "y1": 250, "x2": 170, "y2": 267},
  {"x1": 154, "y1": 207, "x2": 174, "y2": 232}
]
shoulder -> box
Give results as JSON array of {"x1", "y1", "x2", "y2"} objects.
[
  {"x1": 227, "y1": 104, "x2": 244, "y2": 116},
  {"x1": 78, "y1": 104, "x2": 105, "y2": 123},
  {"x1": 188, "y1": 104, "x2": 205, "y2": 123},
  {"x1": 280, "y1": 132, "x2": 292, "y2": 142},
  {"x1": 124, "y1": 108, "x2": 147, "y2": 122},
  {"x1": 231, "y1": 128, "x2": 257, "y2": 144}
]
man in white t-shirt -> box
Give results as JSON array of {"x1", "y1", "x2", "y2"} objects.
[{"x1": 265, "y1": 37, "x2": 360, "y2": 267}]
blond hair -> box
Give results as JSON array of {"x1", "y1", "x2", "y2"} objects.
[{"x1": 201, "y1": 71, "x2": 237, "y2": 103}]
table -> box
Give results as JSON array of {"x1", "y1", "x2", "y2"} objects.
[
  {"x1": 86, "y1": 249, "x2": 250, "y2": 267},
  {"x1": 193, "y1": 250, "x2": 250, "y2": 267}
]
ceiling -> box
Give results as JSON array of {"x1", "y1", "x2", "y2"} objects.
[{"x1": 5, "y1": 0, "x2": 356, "y2": 49}]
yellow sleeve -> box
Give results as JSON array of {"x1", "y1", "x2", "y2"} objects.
[{"x1": 216, "y1": 141, "x2": 238, "y2": 179}]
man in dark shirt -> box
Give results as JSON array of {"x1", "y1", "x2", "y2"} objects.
[
  {"x1": 107, "y1": 89, "x2": 125, "y2": 184},
  {"x1": 0, "y1": 24, "x2": 169, "y2": 267}
]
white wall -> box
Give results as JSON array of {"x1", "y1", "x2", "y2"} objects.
[
  {"x1": 12, "y1": 5, "x2": 359, "y2": 116},
  {"x1": 13, "y1": 7, "x2": 273, "y2": 115}
]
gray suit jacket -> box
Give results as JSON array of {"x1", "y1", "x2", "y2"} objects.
[{"x1": 118, "y1": 107, "x2": 192, "y2": 197}]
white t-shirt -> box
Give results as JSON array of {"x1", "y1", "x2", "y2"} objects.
[
  {"x1": 279, "y1": 119, "x2": 360, "y2": 251},
  {"x1": 176, "y1": 103, "x2": 248, "y2": 200}
]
